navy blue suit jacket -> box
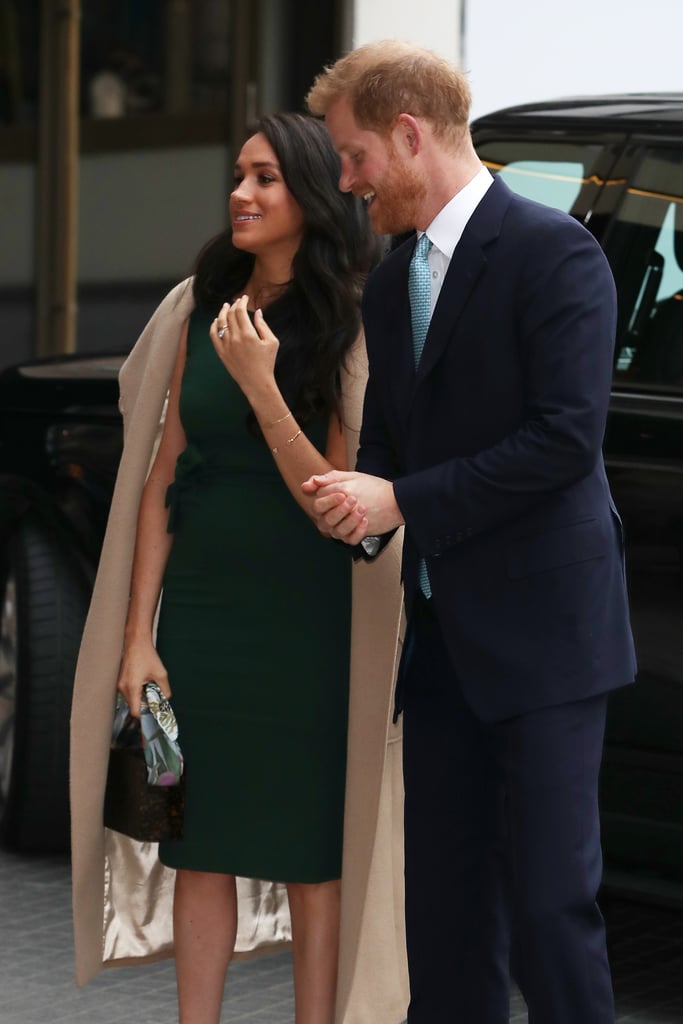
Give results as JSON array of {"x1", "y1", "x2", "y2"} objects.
[{"x1": 358, "y1": 176, "x2": 636, "y2": 722}]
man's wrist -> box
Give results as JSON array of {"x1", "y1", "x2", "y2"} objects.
[{"x1": 388, "y1": 483, "x2": 405, "y2": 529}]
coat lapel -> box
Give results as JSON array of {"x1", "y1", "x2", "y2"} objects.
[
  {"x1": 415, "y1": 233, "x2": 487, "y2": 385},
  {"x1": 413, "y1": 175, "x2": 513, "y2": 389},
  {"x1": 381, "y1": 239, "x2": 418, "y2": 406}
]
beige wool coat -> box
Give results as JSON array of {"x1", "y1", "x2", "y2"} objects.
[{"x1": 69, "y1": 279, "x2": 409, "y2": 1024}]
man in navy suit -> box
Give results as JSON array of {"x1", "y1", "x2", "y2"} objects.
[{"x1": 304, "y1": 40, "x2": 637, "y2": 1024}]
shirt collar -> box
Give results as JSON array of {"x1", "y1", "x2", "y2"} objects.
[{"x1": 422, "y1": 166, "x2": 494, "y2": 260}]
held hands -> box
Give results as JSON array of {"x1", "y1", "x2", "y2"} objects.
[
  {"x1": 116, "y1": 637, "x2": 171, "y2": 719},
  {"x1": 210, "y1": 296, "x2": 279, "y2": 399},
  {"x1": 302, "y1": 470, "x2": 404, "y2": 544}
]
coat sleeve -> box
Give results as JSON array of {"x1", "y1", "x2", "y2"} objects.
[{"x1": 355, "y1": 263, "x2": 407, "y2": 484}]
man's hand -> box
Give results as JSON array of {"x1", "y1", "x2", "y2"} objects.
[{"x1": 302, "y1": 470, "x2": 404, "y2": 544}]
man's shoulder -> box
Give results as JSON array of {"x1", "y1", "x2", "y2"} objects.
[
  {"x1": 468, "y1": 174, "x2": 589, "y2": 243},
  {"x1": 472, "y1": 185, "x2": 604, "y2": 279},
  {"x1": 503, "y1": 187, "x2": 593, "y2": 243},
  {"x1": 495, "y1": 191, "x2": 614, "y2": 296}
]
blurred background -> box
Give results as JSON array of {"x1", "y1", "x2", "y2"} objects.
[
  {"x1": 2, "y1": 7, "x2": 683, "y2": 1021},
  {"x1": 0, "y1": 0, "x2": 681, "y2": 373}
]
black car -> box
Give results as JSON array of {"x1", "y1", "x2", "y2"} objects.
[
  {"x1": 1, "y1": 95, "x2": 683, "y2": 902},
  {"x1": 0, "y1": 354, "x2": 125, "y2": 850},
  {"x1": 471, "y1": 94, "x2": 683, "y2": 901}
]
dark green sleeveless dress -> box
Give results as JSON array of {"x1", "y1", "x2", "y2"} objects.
[{"x1": 156, "y1": 310, "x2": 350, "y2": 882}]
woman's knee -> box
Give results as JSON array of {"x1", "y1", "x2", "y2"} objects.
[
  {"x1": 286, "y1": 879, "x2": 341, "y2": 921},
  {"x1": 175, "y1": 868, "x2": 237, "y2": 898}
]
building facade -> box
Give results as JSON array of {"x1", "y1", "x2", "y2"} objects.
[{"x1": 0, "y1": 0, "x2": 462, "y2": 370}]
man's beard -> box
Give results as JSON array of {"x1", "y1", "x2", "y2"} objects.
[{"x1": 368, "y1": 153, "x2": 427, "y2": 236}]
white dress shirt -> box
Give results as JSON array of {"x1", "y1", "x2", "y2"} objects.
[{"x1": 420, "y1": 165, "x2": 494, "y2": 314}]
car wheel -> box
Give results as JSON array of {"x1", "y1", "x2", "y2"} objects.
[{"x1": 0, "y1": 515, "x2": 90, "y2": 852}]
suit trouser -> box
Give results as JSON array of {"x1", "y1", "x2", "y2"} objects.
[{"x1": 401, "y1": 595, "x2": 615, "y2": 1024}]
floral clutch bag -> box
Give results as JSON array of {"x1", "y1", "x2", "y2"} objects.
[
  {"x1": 111, "y1": 681, "x2": 184, "y2": 785},
  {"x1": 104, "y1": 682, "x2": 185, "y2": 841}
]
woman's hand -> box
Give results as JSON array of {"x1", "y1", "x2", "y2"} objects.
[
  {"x1": 210, "y1": 296, "x2": 280, "y2": 401},
  {"x1": 116, "y1": 637, "x2": 171, "y2": 718}
]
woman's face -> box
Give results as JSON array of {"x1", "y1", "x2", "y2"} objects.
[{"x1": 230, "y1": 133, "x2": 305, "y2": 259}]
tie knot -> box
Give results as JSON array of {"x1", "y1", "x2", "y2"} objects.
[{"x1": 413, "y1": 233, "x2": 432, "y2": 262}]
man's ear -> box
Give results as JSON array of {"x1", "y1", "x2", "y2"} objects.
[{"x1": 395, "y1": 113, "x2": 423, "y2": 155}]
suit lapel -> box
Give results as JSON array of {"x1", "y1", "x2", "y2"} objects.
[
  {"x1": 381, "y1": 240, "x2": 417, "y2": 404},
  {"x1": 413, "y1": 175, "x2": 513, "y2": 389},
  {"x1": 415, "y1": 234, "x2": 487, "y2": 385}
]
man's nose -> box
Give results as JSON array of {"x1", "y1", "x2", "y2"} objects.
[{"x1": 338, "y1": 164, "x2": 355, "y2": 193}]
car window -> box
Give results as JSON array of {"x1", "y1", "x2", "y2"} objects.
[
  {"x1": 476, "y1": 140, "x2": 606, "y2": 213},
  {"x1": 608, "y1": 149, "x2": 683, "y2": 389},
  {"x1": 496, "y1": 159, "x2": 584, "y2": 211}
]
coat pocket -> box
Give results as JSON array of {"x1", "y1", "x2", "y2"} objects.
[{"x1": 506, "y1": 517, "x2": 606, "y2": 579}]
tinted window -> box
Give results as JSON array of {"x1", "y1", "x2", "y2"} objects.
[
  {"x1": 496, "y1": 159, "x2": 584, "y2": 211},
  {"x1": 608, "y1": 149, "x2": 683, "y2": 389},
  {"x1": 476, "y1": 140, "x2": 606, "y2": 213}
]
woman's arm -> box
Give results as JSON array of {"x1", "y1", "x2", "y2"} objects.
[
  {"x1": 116, "y1": 321, "x2": 189, "y2": 716},
  {"x1": 210, "y1": 296, "x2": 351, "y2": 518}
]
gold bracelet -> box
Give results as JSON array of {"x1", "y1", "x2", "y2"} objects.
[
  {"x1": 265, "y1": 410, "x2": 292, "y2": 429},
  {"x1": 271, "y1": 429, "x2": 302, "y2": 455}
]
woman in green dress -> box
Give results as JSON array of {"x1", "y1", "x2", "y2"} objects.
[{"x1": 115, "y1": 113, "x2": 378, "y2": 1024}]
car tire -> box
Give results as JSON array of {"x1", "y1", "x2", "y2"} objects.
[{"x1": 0, "y1": 514, "x2": 90, "y2": 852}]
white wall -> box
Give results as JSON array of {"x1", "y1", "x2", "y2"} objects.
[
  {"x1": 348, "y1": 0, "x2": 682, "y2": 121},
  {"x1": 0, "y1": 146, "x2": 228, "y2": 289},
  {"x1": 349, "y1": 0, "x2": 463, "y2": 64},
  {"x1": 78, "y1": 146, "x2": 228, "y2": 283},
  {"x1": 465, "y1": 0, "x2": 683, "y2": 120}
]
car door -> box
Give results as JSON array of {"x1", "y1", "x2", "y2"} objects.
[
  {"x1": 598, "y1": 144, "x2": 683, "y2": 883},
  {"x1": 473, "y1": 125, "x2": 683, "y2": 892}
]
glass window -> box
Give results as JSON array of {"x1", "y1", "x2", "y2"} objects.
[
  {"x1": 608, "y1": 149, "x2": 683, "y2": 389},
  {"x1": 496, "y1": 159, "x2": 585, "y2": 211},
  {"x1": 0, "y1": 0, "x2": 231, "y2": 126},
  {"x1": 81, "y1": 0, "x2": 230, "y2": 120},
  {"x1": 476, "y1": 140, "x2": 606, "y2": 213},
  {"x1": 0, "y1": 0, "x2": 39, "y2": 124}
]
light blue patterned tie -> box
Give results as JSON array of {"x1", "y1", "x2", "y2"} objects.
[
  {"x1": 409, "y1": 233, "x2": 433, "y2": 598},
  {"x1": 409, "y1": 232, "x2": 433, "y2": 364}
]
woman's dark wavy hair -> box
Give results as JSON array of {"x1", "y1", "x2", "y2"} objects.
[{"x1": 193, "y1": 112, "x2": 380, "y2": 432}]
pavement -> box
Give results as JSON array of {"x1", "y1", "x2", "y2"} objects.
[{"x1": 1, "y1": 845, "x2": 682, "y2": 1023}]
